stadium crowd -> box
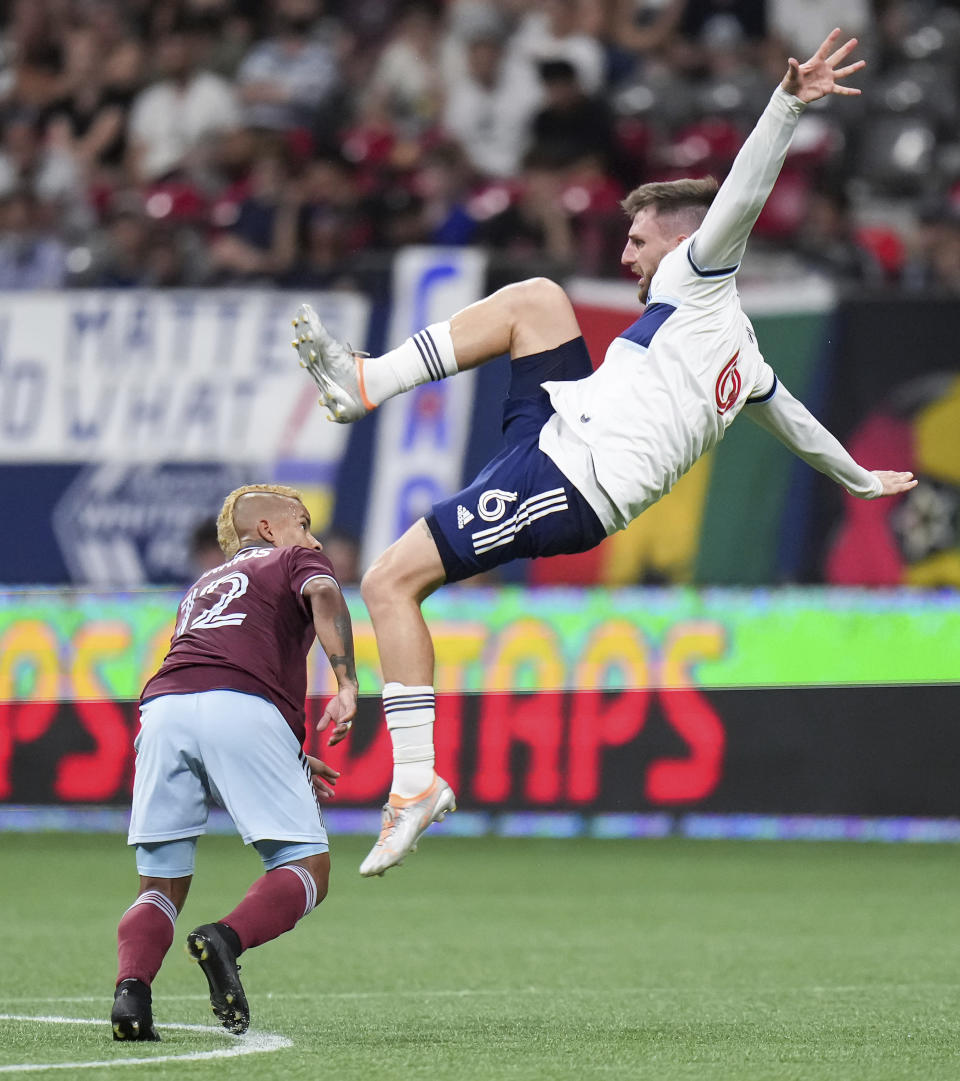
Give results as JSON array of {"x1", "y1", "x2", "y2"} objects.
[{"x1": 0, "y1": 0, "x2": 958, "y2": 292}]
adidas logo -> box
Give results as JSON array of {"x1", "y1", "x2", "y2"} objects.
[{"x1": 456, "y1": 505, "x2": 475, "y2": 529}]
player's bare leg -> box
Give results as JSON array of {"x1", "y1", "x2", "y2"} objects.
[
  {"x1": 113, "y1": 874, "x2": 192, "y2": 1041},
  {"x1": 358, "y1": 521, "x2": 456, "y2": 877},
  {"x1": 293, "y1": 277, "x2": 582, "y2": 423}
]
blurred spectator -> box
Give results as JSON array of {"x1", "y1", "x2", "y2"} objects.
[
  {"x1": 235, "y1": 0, "x2": 342, "y2": 133},
  {"x1": 89, "y1": 196, "x2": 152, "y2": 286},
  {"x1": 319, "y1": 527, "x2": 361, "y2": 585},
  {"x1": 530, "y1": 58, "x2": 618, "y2": 173},
  {"x1": 85, "y1": 191, "x2": 200, "y2": 287},
  {"x1": 3, "y1": 33, "x2": 67, "y2": 121},
  {"x1": 184, "y1": 0, "x2": 256, "y2": 78},
  {"x1": 411, "y1": 141, "x2": 478, "y2": 245},
  {"x1": 45, "y1": 20, "x2": 139, "y2": 188},
  {"x1": 792, "y1": 185, "x2": 885, "y2": 285},
  {"x1": 188, "y1": 516, "x2": 225, "y2": 577},
  {"x1": 442, "y1": 24, "x2": 534, "y2": 178},
  {"x1": 207, "y1": 142, "x2": 297, "y2": 282},
  {"x1": 902, "y1": 203, "x2": 960, "y2": 294},
  {"x1": 127, "y1": 17, "x2": 241, "y2": 185},
  {"x1": 678, "y1": 0, "x2": 767, "y2": 50},
  {"x1": 0, "y1": 111, "x2": 85, "y2": 231},
  {"x1": 612, "y1": 0, "x2": 686, "y2": 71},
  {"x1": 0, "y1": 187, "x2": 66, "y2": 287},
  {"x1": 509, "y1": 0, "x2": 606, "y2": 98},
  {"x1": 281, "y1": 150, "x2": 381, "y2": 286},
  {"x1": 767, "y1": 0, "x2": 872, "y2": 61},
  {"x1": 362, "y1": 0, "x2": 444, "y2": 138},
  {"x1": 475, "y1": 146, "x2": 575, "y2": 271}
]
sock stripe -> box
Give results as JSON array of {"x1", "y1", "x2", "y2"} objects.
[
  {"x1": 384, "y1": 699, "x2": 435, "y2": 712},
  {"x1": 383, "y1": 692, "x2": 435, "y2": 704},
  {"x1": 284, "y1": 864, "x2": 318, "y2": 917},
  {"x1": 417, "y1": 331, "x2": 445, "y2": 380},
  {"x1": 413, "y1": 333, "x2": 443, "y2": 381},
  {"x1": 418, "y1": 329, "x2": 444, "y2": 377},
  {"x1": 128, "y1": 890, "x2": 177, "y2": 930}
]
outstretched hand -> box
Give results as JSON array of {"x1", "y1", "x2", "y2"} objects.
[
  {"x1": 781, "y1": 28, "x2": 865, "y2": 104},
  {"x1": 871, "y1": 471, "x2": 918, "y2": 498},
  {"x1": 316, "y1": 685, "x2": 358, "y2": 745}
]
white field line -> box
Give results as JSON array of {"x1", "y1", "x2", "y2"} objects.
[
  {"x1": 1, "y1": 982, "x2": 957, "y2": 1008},
  {"x1": 0, "y1": 1015, "x2": 291, "y2": 1074}
]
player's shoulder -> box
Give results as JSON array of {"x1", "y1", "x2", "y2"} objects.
[
  {"x1": 652, "y1": 236, "x2": 736, "y2": 304},
  {"x1": 282, "y1": 544, "x2": 338, "y2": 580},
  {"x1": 657, "y1": 237, "x2": 701, "y2": 287}
]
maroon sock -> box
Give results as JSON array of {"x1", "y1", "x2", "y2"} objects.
[
  {"x1": 219, "y1": 866, "x2": 317, "y2": 951},
  {"x1": 116, "y1": 890, "x2": 178, "y2": 987}
]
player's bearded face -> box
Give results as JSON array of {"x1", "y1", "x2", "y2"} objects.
[{"x1": 621, "y1": 208, "x2": 682, "y2": 305}]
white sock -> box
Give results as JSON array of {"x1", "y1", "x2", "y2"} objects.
[
  {"x1": 383, "y1": 682, "x2": 436, "y2": 798},
  {"x1": 361, "y1": 322, "x2": 457, "y2": 407}
]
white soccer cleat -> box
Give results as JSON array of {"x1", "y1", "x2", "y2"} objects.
[
  {"x1": 291, "y1": 302, "x2": 372, "y2": 423},
  {"x1": 359, "y1": 775, "x2": 456, "y2": 878}
]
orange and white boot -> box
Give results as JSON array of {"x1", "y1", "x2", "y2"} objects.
[
  {"x1": 359, "y1": 775, "x2": 456, "y2": 878},
  {"x1": 292, "y1": 302, "x2": 374, "y2": 423}
]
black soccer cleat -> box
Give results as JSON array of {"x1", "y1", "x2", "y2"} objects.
[
  {"x1": 186, "y1": 923, "x2": 250, "y2": 1035},
  {"x1": 111, "y1": 978, "x2": 161, "y2": 1041}
]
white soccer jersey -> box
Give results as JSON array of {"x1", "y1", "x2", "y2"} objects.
[{"x1": 539, "y1": 87, "x2": 882, "y2": 535}]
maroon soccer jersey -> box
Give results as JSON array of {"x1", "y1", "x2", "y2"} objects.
[{"x1": 142, "y1": 546, "x2": 338, "y2": 743}]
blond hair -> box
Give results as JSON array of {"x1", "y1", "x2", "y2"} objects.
[
  {"x1": 621, "y1": 177, "x2": 718, "y2": 235},
  {"x1": 216, "y1": 483, "x2": 304, "y2": 557}
]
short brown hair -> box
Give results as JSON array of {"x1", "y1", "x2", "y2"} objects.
[
  {"x1": 621, "y1": 177, "x2": 719, "y2": 235},
  {"x1": 216, "y1": 483, "x2": 304, "y2": 557}
]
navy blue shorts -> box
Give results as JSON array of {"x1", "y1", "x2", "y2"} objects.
[{"x1": 425, "y1": 338, "x2": 606, "y2": 584}]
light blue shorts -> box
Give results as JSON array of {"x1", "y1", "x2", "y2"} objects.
[{"x1": 129, "y1": 690, "x2": 328, "y2": 876}]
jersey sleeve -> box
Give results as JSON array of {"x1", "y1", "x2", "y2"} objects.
[
  {"x1": 286, "y1": 547, "x2": 340, "y2": 602},
  {"x1": 743, "y1": 378, "x2": 884, "y2": 499},
  {"x1": 688, "y1": 87, "x2": 806, "y2": 275}
]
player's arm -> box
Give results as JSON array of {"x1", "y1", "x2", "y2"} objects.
[
  {"x1": 690, "y1": 30, "x2": 864, "y2": 274},
  {"x1": 304, "y1": 578, "x2": 359, "y2": 745},
  {"x1": 744, "y1": 378, "x2": 916, "y2": 499}
]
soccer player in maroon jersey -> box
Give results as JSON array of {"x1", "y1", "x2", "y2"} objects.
[{"x1": 111, "y1": 484, "x2": 358, "y2": 1041}]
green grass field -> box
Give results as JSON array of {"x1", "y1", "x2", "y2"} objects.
[{"x1": 1, "y1": 832, "x2": 958, "y2": 1080}]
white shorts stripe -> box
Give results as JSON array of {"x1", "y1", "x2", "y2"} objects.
[
  {"x1": 470, "y1": 488, "x2": 566, "y2": 541},
  {"x1": 474, "y1": 500, "x2": 570, "y2": 554},
  {"x1": 472, "y1": 492, "x2": 569, "y2": 554}
]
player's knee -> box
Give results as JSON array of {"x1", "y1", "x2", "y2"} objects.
[
  {"x1": 510, "y1": 276, "x2": 567, "y2": 317},
  {"x1": 313, "y1": 869, "x2": 330, "y2": 905},
  {"x1": 360, "y1": 560, "x2": 390, "y2": 611}
]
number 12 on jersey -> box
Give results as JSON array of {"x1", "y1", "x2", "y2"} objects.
[{"x1": 176, "y1": 572, "x2": 250, "y2": 636}]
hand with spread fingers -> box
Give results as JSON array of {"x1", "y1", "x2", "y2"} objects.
[{"x1": 781, "y1": 28, "x2": 866, "y2": 104}]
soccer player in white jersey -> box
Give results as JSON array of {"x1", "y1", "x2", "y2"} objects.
[{"x1": 292, "y1": 30, "x2": 917, "y2": 878}]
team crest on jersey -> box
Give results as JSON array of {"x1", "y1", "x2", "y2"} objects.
[
  {"x1": 477, "y1": 488, "x2": 518, "y2": 522},
  {"x1": 715, "y1": 352, "x2": 742, "y2": 415},
  {"x1": 456, "y1": 505, "x2": 475, "y2": 529}
]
